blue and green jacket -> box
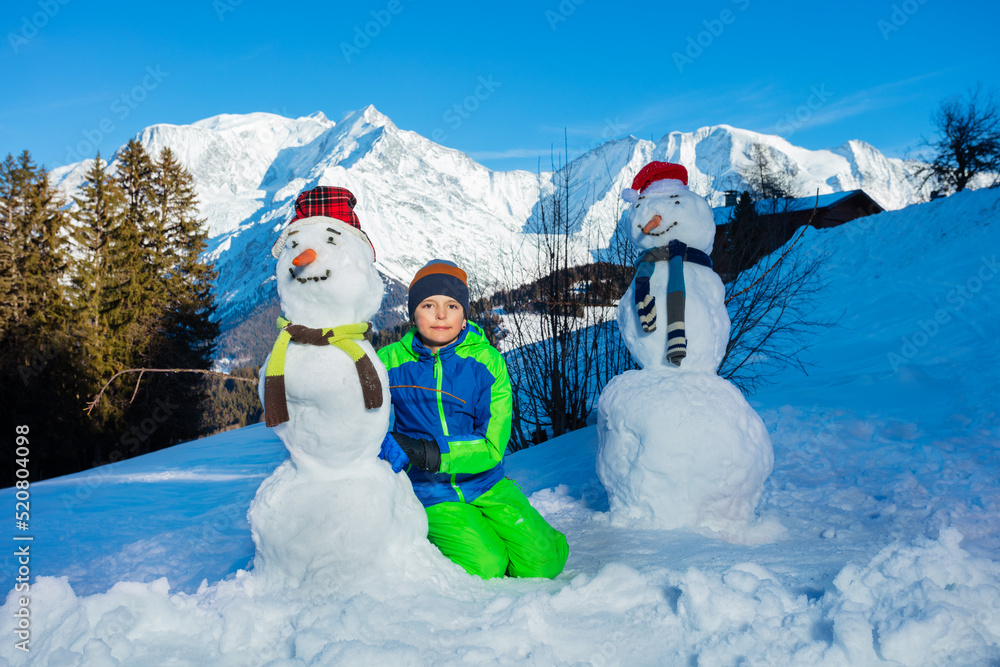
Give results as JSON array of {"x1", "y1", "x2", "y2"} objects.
[{"x1": 377, "y1": 322, "x2": 512, "y2": 508}]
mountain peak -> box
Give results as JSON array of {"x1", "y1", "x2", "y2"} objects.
[
  {"x1": 339, "y1": 104, "x2": 395, "y2": 130},
  {"x1": 189, "y1": 111, "x2": 301, "y2": 131}
]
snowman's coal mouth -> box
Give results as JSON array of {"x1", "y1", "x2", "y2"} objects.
[
  {"x1": 288, "y1": 268, "x2": 332, "y2": 283},
  {"x1": 639, "y1": 220, "x2": 679, "y2": 237}
]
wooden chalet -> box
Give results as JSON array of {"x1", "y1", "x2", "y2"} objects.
[{"x1": 711, "y1": 189, "x2": 885, "y2": 280}]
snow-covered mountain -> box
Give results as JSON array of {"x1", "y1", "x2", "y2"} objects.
[
  {"x1": 656, "y1": 124, "x2": 927, "y2": 211},
  {"x1": 50, "y1": 106, "x2": 928, "y2": 326}
]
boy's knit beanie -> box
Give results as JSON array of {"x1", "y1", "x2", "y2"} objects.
[{"x1": 408, "y1": 259, "x2": 469, "y2": 321}]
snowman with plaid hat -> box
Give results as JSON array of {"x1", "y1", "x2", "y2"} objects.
[
  {"x1": 596, "y1": 163, "x2": 776, "y2": 539},
  {"x1": 248, "y1": 186, "x2": 453, "y2": 594}
]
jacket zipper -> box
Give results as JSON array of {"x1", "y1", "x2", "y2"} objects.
[{"x1": 433, "y1": 351, "x2": 465, "y2": 503}]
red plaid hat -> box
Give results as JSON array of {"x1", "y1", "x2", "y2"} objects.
[
  {"x1": 271, "y1": 186, "x2": 376, "y2": 261},
  {"x1": 290, "y1": 186, "x2": 361, "y2": 226}
]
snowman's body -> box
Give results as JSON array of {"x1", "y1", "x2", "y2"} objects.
[
  {"x1": 249, "y1": 214, "x2": 449, "y2": 594},
  {"x1": 617, "y1": 260, "x2": 728, "y2": 372},
  {"x1": 596, "y1": 167, "x2": 773, "y2": 535}
]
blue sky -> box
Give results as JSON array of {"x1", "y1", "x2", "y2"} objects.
[{"x1": 2, "y1": 0, "x2": 997, "y2": 173}]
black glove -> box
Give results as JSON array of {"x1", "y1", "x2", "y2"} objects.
[{"x1": 390, "y1": 432, "x2": 441, "y2": 472}]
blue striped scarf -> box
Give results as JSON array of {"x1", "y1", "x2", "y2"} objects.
[{"x1": 633, "y1": 240, "x2": 713, "y2": 366}]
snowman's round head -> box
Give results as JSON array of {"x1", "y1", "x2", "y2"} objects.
[
  {"x1": 621, "y1": 162, "x2": 716, "y2": 254},
  {"x1": 272, "y1": 187, "x2": 383, "y2": 327}
]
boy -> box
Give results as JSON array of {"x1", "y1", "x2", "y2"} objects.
[{"x1": 377, "y1": 259, "x2": 568, "y2": 579}]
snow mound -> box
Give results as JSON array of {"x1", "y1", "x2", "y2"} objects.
[
  {"x1": 830, "y1": 528, "x2": 1000, "y2": 665},
  {"x1": 597, "y1": 371, "x2": 774, "y2": 539}
]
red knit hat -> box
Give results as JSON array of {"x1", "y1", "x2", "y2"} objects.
[
  {"x1": 622, "y1": 162, "x2": 689, "y2": 203},
  {"x1": 632, "y1": 162, "x2": 688, "y2": 191},
  {"x1": 271, "y1": 186, "x2": 376, "y2": 260}
]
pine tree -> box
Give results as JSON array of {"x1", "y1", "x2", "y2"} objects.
[
  {"x1": 69, "y1": 143, "x2": 220, "y2": 464},
  {"x1": 1, "y1": 143, "x2": 222, "y2": 479},
  {"x1": 0, "y1": 154, "x2": 25, "y2": 334},
  {"x1": 0, "y1": 152, "x2": 68, "y2": 333},
  {"x1": 107, "y1": 139, "x2": 163, "y2": 361},
  {"x1": 71, "y1": 139, "x2": 166, "y2": 463},
  {"x1": 134, "y1": 147, "x2": 220, "y2": 448},
  {"x1": 0, "y1": 151, "x2": 81, "y2": 481},
  {"x1": 71, "y1": 153, "x2": 128, "y2": 429},
  {"x1": 72, "y1": 153, "x2": 124, "y2": 311},
  {"x1": 0, "y1": 151, "x2": 72, "y2": 369},
  {"x1": 153, "y1": 147, "x2": 217, "y2": 346}
]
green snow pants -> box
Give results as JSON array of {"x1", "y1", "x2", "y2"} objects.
[{"x1": 425, "y1": 478, "x2": 568, "y2": 580}]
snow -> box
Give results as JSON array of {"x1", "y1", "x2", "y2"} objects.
[
  {"x1": 655, "y1": 124, "x2": 928, "y2": 209},
  {"x1": 3, "y1": 189, "x2": 999, "y2": 665}
]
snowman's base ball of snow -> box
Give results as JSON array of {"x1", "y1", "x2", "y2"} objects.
[
  {"x1": 597, "y1": 369, "x2": 773, "y2": 534},
  {"x1": 248, "y1": 458, "x2": 450, "y2": 595}
]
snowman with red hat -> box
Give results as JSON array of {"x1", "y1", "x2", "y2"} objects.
[
  {"x1": 249, "y1": 186, "x2": 452, "y2": 594},
  {"x1": 596, "y1": 162, "x2": 776, "y2": 539}
]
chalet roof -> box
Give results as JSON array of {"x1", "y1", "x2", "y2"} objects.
[{"x1": 712, "y1": 189, "x2": 881, "y2": 225}]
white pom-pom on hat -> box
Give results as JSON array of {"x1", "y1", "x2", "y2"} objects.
[{"x1": 621, "y1": 188, "x2": 639, "y2": 203}]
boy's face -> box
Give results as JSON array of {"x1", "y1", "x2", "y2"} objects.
[{"x1": 413, "y1": 295, "x2": 466, "y2": 351}]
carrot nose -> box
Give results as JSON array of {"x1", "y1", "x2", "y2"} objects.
[
  {"x1": 292, "y1": 249, "x2": 316, "y2": 267},
  {"x1": 642, "y1": 215, "x2": 662, "y2": 234}
]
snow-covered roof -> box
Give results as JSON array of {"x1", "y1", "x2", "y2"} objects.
[{"x1": 712, "y1": 189, "x2": 870, "y2": 225}]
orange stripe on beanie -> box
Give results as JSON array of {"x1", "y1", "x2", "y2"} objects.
[{"x1": 408, "y1": 259, "x2": 469, "y2": 320}]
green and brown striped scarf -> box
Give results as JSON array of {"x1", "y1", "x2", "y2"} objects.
[{"x1": 263, "y1": 317, "x2": 383, "y2": 427}]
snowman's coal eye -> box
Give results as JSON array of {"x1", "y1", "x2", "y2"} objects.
[
  {"x1": 291, "y1": 240, "x2": 298, "y2": 248},
  {"x1": 327, "y1": 236, "x2": 337, "y2": 245}
]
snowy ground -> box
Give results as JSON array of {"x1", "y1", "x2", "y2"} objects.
[{"x1": 2, "y1": 189, "x2": 999, "y2": 665}]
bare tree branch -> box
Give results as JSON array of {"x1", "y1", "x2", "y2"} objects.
[
  {"x1": 497, "y1": 139, "x2": 634, "y2": 450},
  {"x1": 918, "y1": 83, "x2": 1000, "y2": 193},
  {"x1": 85, "y1": 367, "x2": 257, "y2": 416}
]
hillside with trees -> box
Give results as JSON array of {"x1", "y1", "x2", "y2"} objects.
[{"x1": 1, "y1": 144, "x2": 219, "y2": 483}]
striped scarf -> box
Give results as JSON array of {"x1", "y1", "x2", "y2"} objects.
[
  {"x1": 633, "y1": 240, "x2": 713, "y2": 366},
  {"x1": 263, "y1": 317, "x2": 383, "y2": 427}
]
